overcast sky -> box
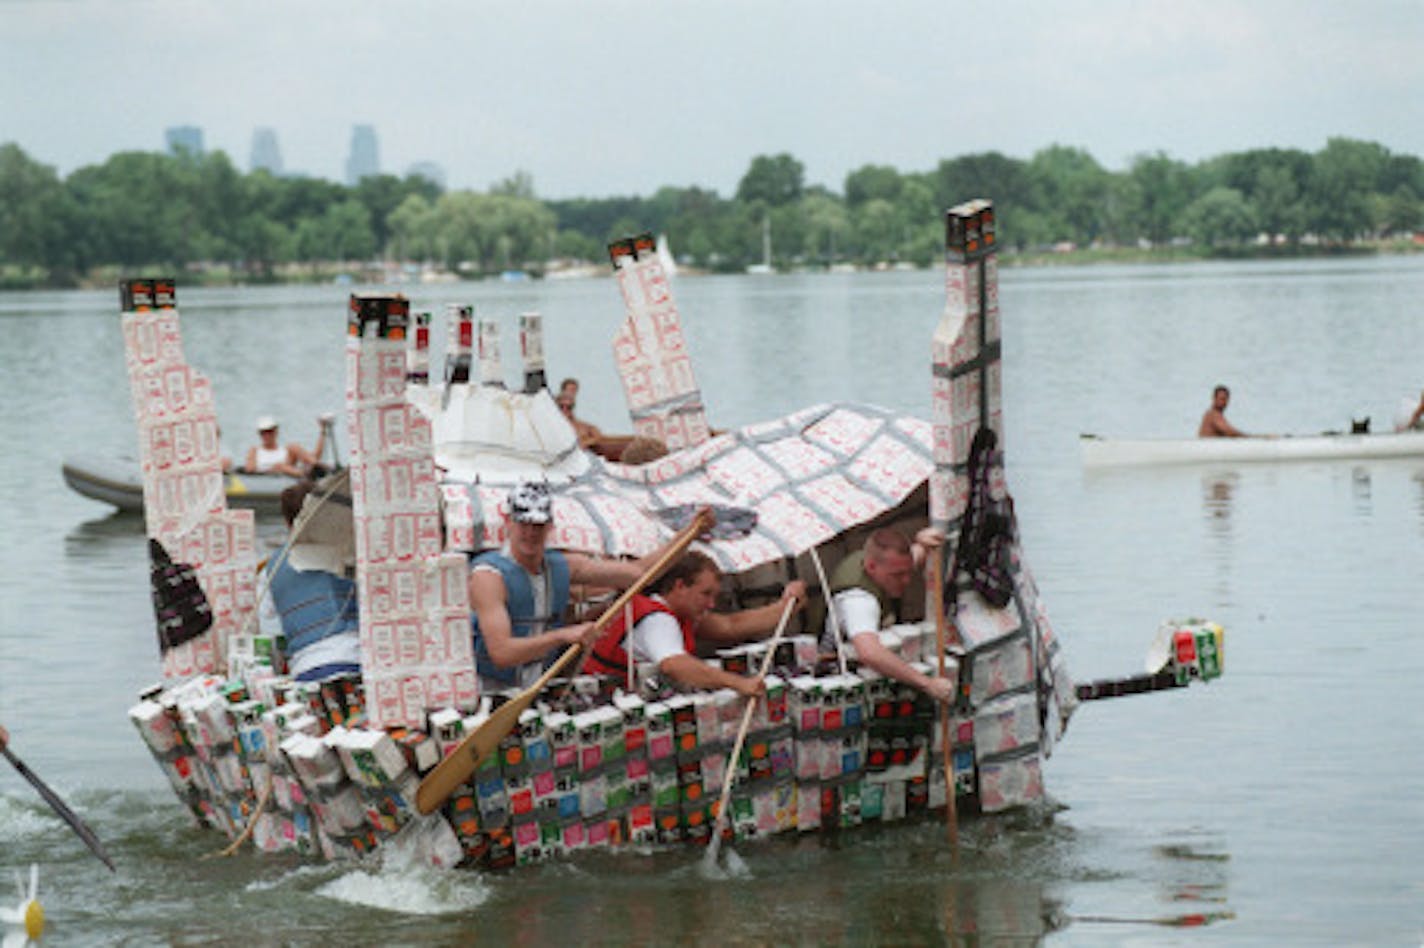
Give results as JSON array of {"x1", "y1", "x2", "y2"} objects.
[{"x1": 3, "y1": 0, "x2": 1421, "y2": 198}]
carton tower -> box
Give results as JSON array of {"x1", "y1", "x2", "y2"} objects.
[
  {"x1": 119, "y1": 279, "x2": 257, "y2": 679},
  {"x1": 928, "y1": 203, "x2": 1076, "y2": 811},
  {"x1": 608, "y1": 232, "x2": 711, "y2": 451},
  {"x1": 345, "y1": 295, "x2": 480, "y2": 728}
]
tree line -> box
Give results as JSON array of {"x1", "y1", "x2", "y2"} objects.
[{"x1": 1, "y1": 137, "x2": 1420, "y2": 287}]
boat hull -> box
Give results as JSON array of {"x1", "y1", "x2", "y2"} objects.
[
  {"x1": 1080, "y1": 431, "x2": 1424, "y2": 468},
  {"x1": 62, "y1": 454, "x2": 298, "y2": 514}
]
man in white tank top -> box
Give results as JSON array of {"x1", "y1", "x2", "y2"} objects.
[{"x1": 244, "y1": 415, "x2": 327, "y2": 477}]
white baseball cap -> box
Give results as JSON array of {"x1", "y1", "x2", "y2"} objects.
[{"x1": 256, "y1": 415, "x2": 279, "y2": 431}]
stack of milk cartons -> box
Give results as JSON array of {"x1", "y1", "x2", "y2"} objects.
[
  {"x1": 249, "y1": 694, "x2": 324, "y2": 855},
  {"x1": 859, "y1": 665, "x2": 929, "y2": 825},
  {"x1": 130, "y1": 679, "x2": 221, "y2": 829},
  {"x1": 952, "y1": 597, "x2": 1046, "y2": 814}
]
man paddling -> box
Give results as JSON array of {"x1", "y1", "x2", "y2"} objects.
[
  {"x1": 582, "y1": 550, "x2": 807, "y2": 696},
  {"x1": 1198, "y1": 385, "x2": 1248, "y2": 438},
  {"x1": 469, "y1": 481, "x2": 702, "y2": 693},
  {"x1": 825, "y1": 527, "x2": 955, "y2": 703}
]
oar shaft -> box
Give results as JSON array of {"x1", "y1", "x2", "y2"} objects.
[
  {"x1": 929, "y1": 546, "x2": 958, "y2": 852},
  {"x1": 708, "y1": 597, "x2": 796, "y2": 856},
  {"x1": 3, "y1": 747, "x2": 116, "y2": 872}
]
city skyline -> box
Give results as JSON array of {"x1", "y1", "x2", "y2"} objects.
[{"x1": 4, "y1": 1, "x2": 1421, "y2": 199}]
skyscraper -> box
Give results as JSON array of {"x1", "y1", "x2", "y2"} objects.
[
  {"x1": 165, "y1": 125, "x2": 204, "y2": 158},
  {"x1": 250, "y1": 127, "x2": 284, "y2": 175},
  {"x1": 345, "y1": 125, "x2": 379, "y2": 186}
]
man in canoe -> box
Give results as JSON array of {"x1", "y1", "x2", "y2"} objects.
[
  {"x1": 244, "y1": 414, "x2": 330, "y2": 477},
  {"x1": 582, "y1": 550, "x2": 807, "y2": 696},
  {"x1": 825, "y1": 527, "x2": 955, "y2": 703},
  {"x1": 469, "y1": 481, "x2": 703, "y2": 693},
  {"x1": 1198, "y1": 385, "x2": 1248, "y2": 438}
]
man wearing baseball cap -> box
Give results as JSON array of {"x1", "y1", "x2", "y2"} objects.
[
  {"x1": 469, "y1": 481, "x2": 697, "y2": 693},
  {"x1": 244, "y1": 414, "x2": 330, "y2": 479}
]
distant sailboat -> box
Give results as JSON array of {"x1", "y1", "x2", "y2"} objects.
[
  {"x1": 746, "y1": 213, "x2": 773, "y2": 275},
  {"x1": 656, "y1": 233, "x2": 677, "y2": 278}
]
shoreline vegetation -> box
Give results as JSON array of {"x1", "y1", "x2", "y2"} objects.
[{"x1": 2, "y1": 137, "x2": 1421, "y2": 290}]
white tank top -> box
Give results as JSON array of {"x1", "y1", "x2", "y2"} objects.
[{"x1": 252, "y1": 445, "x2": 287, "y2": 473}]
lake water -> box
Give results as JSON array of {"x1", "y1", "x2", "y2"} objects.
[{"x1": 2, "y1": 256, "x2": 1423, "y2": 945}]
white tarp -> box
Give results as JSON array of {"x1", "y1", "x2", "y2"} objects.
[{"x1": 442, "y1": 401, "x2": 934, "y2": 575}]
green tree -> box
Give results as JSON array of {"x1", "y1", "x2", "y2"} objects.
[
  {"x1": 387, "y1": 194, "x2": 437, "y2": 261},
  {"x1": 1382, "y1": 185, "x2": 1421, "y2": 236},
  {"x1": 0, "y1": 144, "x2": 81, "y2": 279},
  {"x1": 1127, "y1": 152, "x2": 1194, "y2": 245},
  {"x1": 1253, "y1": 165, "x2": 1305, "y2": 244},
  {"x1": 736, "y1": 153, "x2": 804, "y2": 207},
  {"x1": 1306, "y1": 137, "x2": 1389, "y2": 241},
  {"x1": 1181, "y1": 187, "x2": 1258, "y2": 248},
  {"x1": 1027, "y1": 145, "x2": 1111, "y2": 245},
  {"x1": 844, "y1": 165, "x2": 902, "y2": 207}
]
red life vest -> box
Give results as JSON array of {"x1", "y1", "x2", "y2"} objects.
[{"x1": 585, "y1": 594, "x2": 697, "y2": 688}]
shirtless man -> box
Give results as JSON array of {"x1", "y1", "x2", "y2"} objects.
[
  {"x1": 555, "y1": 379, "x2": 603, "y2": 449},
  {"x1": 1198, "y1": 385, "x2": 1247, "y2": 438}
]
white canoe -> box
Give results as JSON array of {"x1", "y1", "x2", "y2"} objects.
[
  {"x1": 61, "y1": 454, "x2": 302, "y2": 514},
  {"x1": 1080, "y1": 430, "x2": 1424, "y2": 468}
]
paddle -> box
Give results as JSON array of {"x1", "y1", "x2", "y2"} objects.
[
  {"x1": 414, "y1": 508, "x2": 714, "y2": 816},
  {"x1": 928, "y1": 546, "x2": 959, "y2": 854},
  {"x1": 703, "y1": 596, "x2": 797, "y2": 871},
  {"x1": 2, "y1": 746, "x2": 116, "y2": 872}
]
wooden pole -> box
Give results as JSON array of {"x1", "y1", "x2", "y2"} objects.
[
  {"x1": 929, "y1": 546, "x2": 959, "y2": 853},
  {"x1": 704, "y1": 597, "x2": 797, "y2": 869}
]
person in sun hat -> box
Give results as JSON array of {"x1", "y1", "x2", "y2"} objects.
[
  {"x1": 243, "y1": 414, "x2": 330, "y2": 478},
  {"x1": 469, "y1": 480, "x2": 701, "y2": 693}
]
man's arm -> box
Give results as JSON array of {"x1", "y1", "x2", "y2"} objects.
[
  {"x1": 468, "y1": 569, "x2": 590, "y2": 670},
  {"x1": 658, "y1": 653, "x2": 764, "y2": 698},
  {"x1": 698, "y1": 581, "x2": 807, "y2": 644},
  {"x1": 850, "y1": 632, "x2": 954, "y2": 703}
]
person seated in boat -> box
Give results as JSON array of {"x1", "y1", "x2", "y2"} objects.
[
  {"x1": 469, "y1": 481, "x2": 704, "y2": 694},
  {"x1": 1395, "y1": 390, "x2": 1424, "y2": 432},
  {"x1": 244, "y1": 415, "x2": 329, "y2": 478},
  {"x1": 825, "y1": 527, "x2": 955, "y2": 704},
  {"x1": 555, "y1": 379, "x2": 603, "y2": 449},
  {"x1": 1198, "y1": 385, "x2": 1248, "y2": 438},
  {"x1": 265, "y1": 481, "x2": 361, "y2": 683},
  {"x1": 583, "y1": 550, "x2": 808, "y2": 697}
]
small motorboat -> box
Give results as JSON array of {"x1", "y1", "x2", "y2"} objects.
[
  {"x1": 1080, "y1": 430, "x2": 1424, "y2": 468},
  {"x1": 61, "y1": 454, "x2": 302, "y2": 515}
]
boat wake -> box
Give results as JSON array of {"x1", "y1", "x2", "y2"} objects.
[{"x1": 314, "y1": 864, "x2": 491, "y2": 916}]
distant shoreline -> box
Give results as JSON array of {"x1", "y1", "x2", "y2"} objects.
[{"x1": 4, "y1": 240, "x2": 1420, "y2": 292}]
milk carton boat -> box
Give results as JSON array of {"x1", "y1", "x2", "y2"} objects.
[{"x1": 122, "y1": 205, "x2": 1222, "y2": 869}]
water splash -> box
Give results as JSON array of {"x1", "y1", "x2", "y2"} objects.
[
  {"x1": 697, "y1": 844, "x2": 752, "y2": 881},
  {"x1": 315, "y1": 866, "x2": 490, "y2": 916},
  {"x1": 0, "y1": 798, "x2": 59, "y2": 845}
]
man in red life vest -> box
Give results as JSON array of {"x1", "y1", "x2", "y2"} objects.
[{"x1": 584, "y1": 550, "x2": 807, "y2": 696}]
